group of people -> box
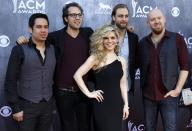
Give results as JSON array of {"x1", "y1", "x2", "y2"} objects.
[{"x1": 4, "y1": 2, "x2": 189, "y2": 131}]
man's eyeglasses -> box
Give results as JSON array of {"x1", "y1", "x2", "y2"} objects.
[{"x1": 68, "y1": 13, "x2": 83, "y2": 18}]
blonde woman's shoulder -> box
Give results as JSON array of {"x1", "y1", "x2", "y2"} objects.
[
  {"x1": 87, "y1": 54, "x2": 98, "y2": 64},
  {"x1": 117, "y1": 56, "x2": 126, "y2": 63},
  {"x1": 117, "y1": 56, "x2": 127, "y2": 68},
  {"x1": 89, "y1": 54, "x2": 100, "y2": 70}
]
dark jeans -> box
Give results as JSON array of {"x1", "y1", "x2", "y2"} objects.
[
  {"x1": 19, "y1": 98, "x2": 53, "y2": 131},
  {"x1": 143, "y1": 97, "x2": 178, "y2": 131},
  {"x1": 55, "y1": 89, "x2": 91, "y2": 131}
]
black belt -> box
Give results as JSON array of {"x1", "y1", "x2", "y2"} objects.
[
  {"x1": 57, "y1": 85, "x2": 79, "y2": 92},
  {"x1": 19, "y1": 97, "x2": 47, "y2": 104}
]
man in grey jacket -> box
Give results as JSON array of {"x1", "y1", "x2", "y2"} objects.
[{"x1": 5, "y1": 13, "x2": 56, "y2": 131}]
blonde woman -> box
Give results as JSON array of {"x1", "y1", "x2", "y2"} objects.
[{"x1": 73, "y1": 25, "x2": 129, "y2": 131}]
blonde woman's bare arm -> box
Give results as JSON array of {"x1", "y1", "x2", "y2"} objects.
[
  {"x1": 119, "y1": 56, "x2": 129, "y2": 120},
  {"x1": 73, "y1": 55, "x2": 104, "y2": 102}
]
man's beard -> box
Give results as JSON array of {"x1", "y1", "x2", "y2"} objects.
[
  {"x1": 116, "y1": 23, "x2": 127, "y2": 30},
  {"x1": 152, "y1": 28, "x2": 164, "y2": 35}
]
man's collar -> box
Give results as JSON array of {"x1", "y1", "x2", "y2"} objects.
[
  {"x1": 124, "y1": 31, "x2": 128, "y2": 38},
  {"x1": 28, "y1": 37, "x2": 50, "y2": 48},
  {"x1": 147, "y1": 30, "x2": 170, "y2": 41}
]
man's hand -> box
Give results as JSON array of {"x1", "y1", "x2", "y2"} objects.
[
  {"x1": 17, "y1": 36, "x2": 28, "y2": 44},
  {"x1": 164, "y1": 89, "x2": 181, "y2": 98},
  {"x1": 13, "y1": 111, "x2": 24, "y2": 122},
  {"x1": 127, "y1": 26, "x2": 134, "y2": 33}
]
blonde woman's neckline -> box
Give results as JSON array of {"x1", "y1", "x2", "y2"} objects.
[{"x1": 94, "y1": 59, "x2": 118, "y2": 71}]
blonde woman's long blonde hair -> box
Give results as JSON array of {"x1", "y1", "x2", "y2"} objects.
[{"x1": 90, "y1": 24, "x2": 119, "y2": 68}]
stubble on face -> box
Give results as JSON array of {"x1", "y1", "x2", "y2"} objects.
[
  {"x1": 148, "y1": 9, "x2": 166, "y2": 35},
  {"x1": 113, "y1": 8, "x2": 129, "y2": 30}
]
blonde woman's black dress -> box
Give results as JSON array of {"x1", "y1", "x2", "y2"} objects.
[{"x1": 93, "y1": 59, "x2": 123, "y2": 131}]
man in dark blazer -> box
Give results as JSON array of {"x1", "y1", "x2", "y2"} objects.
[
  {"x1": 111, "y1": 4, "x2": 139, "y2": 94},
  {"x1": 47, "y1": 2, "x2": 93, "y2": 131},
  {"x1": 111, "y1": 3, "x2": 139, "y2": 131}
]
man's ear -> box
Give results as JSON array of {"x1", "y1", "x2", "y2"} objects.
[
  {"x1": 28, "y1": 27, "x2": 32, "y2": 33},
  {"x1": 112, "y1": 15, "x2": 115, "y2": 22},
  {"x1": 64, "y1": 17, "x2": 68, "y2": 23},
  {"x1": 147, "y1": 20, "x2": 150, "y2": 27}
]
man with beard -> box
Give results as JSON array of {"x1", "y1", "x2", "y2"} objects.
[
  {"x1": 111, "y1": 4, "x2": 139, "y2": 131},
  {"x1": 111, "y1": 4, "x2": 138, "y2": 94},
  {"x1": 138, "y1": 9, "x2": 189, "y2": 131}
]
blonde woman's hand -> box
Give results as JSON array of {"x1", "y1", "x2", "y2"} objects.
[
  {"x1": 122, "y1": 105, "x2": 129, "y2": 120},
  {"x1": 88, "y1": 90, "x2": 104, "y2": 102}
]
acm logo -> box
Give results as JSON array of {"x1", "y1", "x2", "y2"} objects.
[
  {"x1": 187, "y1": 119, "x2": 192, "y2": 128},
  {"x1": 135, "y1": 69, "x2": 140, "y2": 79},
  {"x1": 185, "y1": 37, "x2": 192, "y2": 49},
  {"x1": 128, "y1": 120, "x2": 145, "y2": 131},
  {"x1": 131, "y1": 0, "x2": 157, "y2": 18},
  {"x1": 178, "y1": 32, "x2": 192, "y2": 49},
  {"x1": 12, "y1": 0, "x2": 45, "y2": 14}
]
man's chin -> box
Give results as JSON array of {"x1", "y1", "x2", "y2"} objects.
[
  {"x1": 72, "y1": 26, "x2": 81, "y2": 30},
  {"x1": 39, "y1": 38, "x2": 47, "y2": 41},
  {"x1": 41, "y1": 37, "x2": 47, "y2": 40},
  {"x1": 118, "y1": 26, "x2": 127, "y2": 30},
  {"x1": 153, "y1": 29, "x2": 163, "y2": 35},
  {"x1": 116, "y1": 24, "x2": 127, "y2": 30}
]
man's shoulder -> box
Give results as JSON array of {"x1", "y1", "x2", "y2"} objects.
[
  {"x1": 9, "y1": 44, "x2": 24, "y2": 57},
  {"x1": 128, "y1": 30, "x2": 137, "y2": 36},
  {"x1": 166, "y1": 30, "x2": 183, "y2": 38},
  {"x1": 127, "y1": 30, "x2": 138, "y2": 38},
  {"x1": 49, "y1": 28, "x2": 65, "y2": 36},
  {"x1": 127, "y1": 31, "x2": 139, "y2": 44},
  {"x1": 140, "y1": 36, "x2": 148, "y2": 41},
  {"x1": 80, "y1": 27, "x2": 94, "y2": 35},
  {"x1": 139, "y1": 36, "x2": 149, "y2": 45},
  {"x1": 80, "y1": 27, "x2": 93, "y2": 31},
  {"x1": 13, "y1": 44, "x2": 25, "y2": 50},
  {"x1": 47, "y1": 28, "x2": 66, "y2": 45}
]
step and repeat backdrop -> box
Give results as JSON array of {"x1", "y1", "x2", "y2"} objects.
[{"x1": 0, "y1": 0, "x2": 192, "y2": 131}]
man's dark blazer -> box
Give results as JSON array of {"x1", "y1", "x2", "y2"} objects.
[{"x1": 127, "y1": 30, "x2": 139, "y2": 93}]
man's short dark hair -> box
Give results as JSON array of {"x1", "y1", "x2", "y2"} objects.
[
  {"x1": 28, "y1": 13, "x2": 49, "y2": 29},
  {"x1": 62, "y1": 2, "x2": 83, "y2": 25},
  {"x1": 111, "y1": 4, "x2": 129, "y2": 24}
]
